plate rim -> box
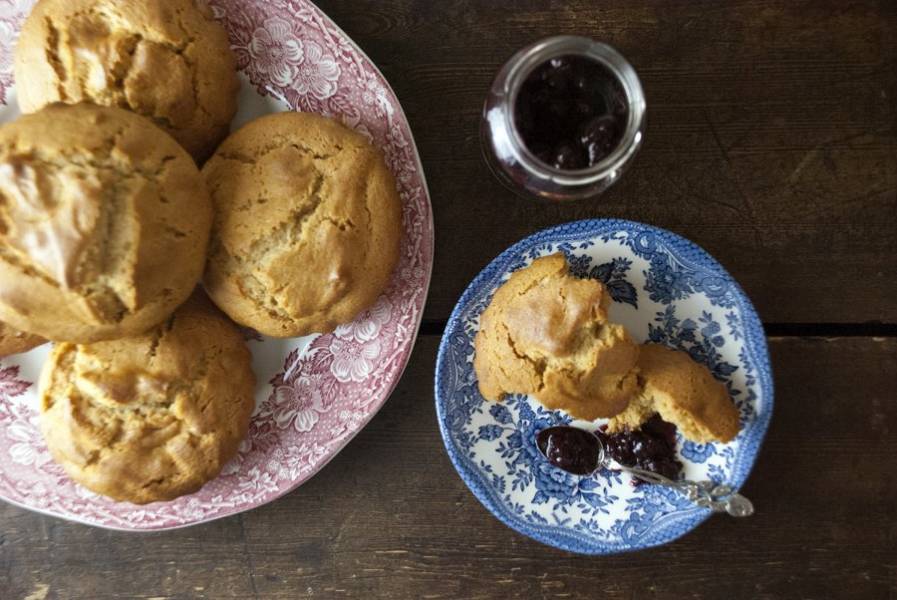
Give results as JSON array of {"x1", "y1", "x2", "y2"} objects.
[
  {"x1": 434, "y1": 217, "x2": 773, "y2": 555},
  {"x1": 0, "y1": 0, "x2": 435, "y2": 531}
]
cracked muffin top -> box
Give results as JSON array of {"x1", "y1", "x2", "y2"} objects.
[
  {"x1": 39, "y1": 293, "x2": 256, "y2": 504},
  {"x1": 0, "y1": 103, "x2": 212, "y2": 343},
  {"x1": 202, "y1": 111, "x2": 403, "y2": 338},
  {"x1": 14, "y1": 0, "x2": 239, "y2": 162},
  {"x1": 473, "y1": 253, "x2": 640, "y2": 420}
]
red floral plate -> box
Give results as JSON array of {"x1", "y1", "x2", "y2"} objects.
[{"x1": 0, "y1": 0, "x2": 433, "y2": 530}]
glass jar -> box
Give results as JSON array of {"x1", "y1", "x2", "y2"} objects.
[{"x1": 481, "y1": 36, "x2": 646, "y2": 201}]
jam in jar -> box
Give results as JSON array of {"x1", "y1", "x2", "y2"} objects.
[{"x1": 482, "y1": 36, "x2": 645, "y2": 201}]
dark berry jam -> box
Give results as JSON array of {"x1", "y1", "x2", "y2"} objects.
[
  {"x1": 596, "y1": 415, "x2": 683, "y2": 483},
  {"x1": 515, "y1": 55, "x2": 628, "y2": 170},
  {"x1": 536, "y1": 426, "x2": 601, "y2": 476}
]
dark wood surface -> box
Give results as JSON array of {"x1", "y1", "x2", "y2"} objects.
[
  {"x1": 2, "y1": 337, "x2": 896, "y2": 599},
  {"x1": 3, "y1": 2, "x2": 896, "y2": 599},
  {"x1": 316, "y1": 0, "x2": 897, "y2": 324}
]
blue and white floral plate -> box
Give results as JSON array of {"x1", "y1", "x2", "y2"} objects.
[{"x1": 435, "y1": 219, "x2": 773, "y2": 554}]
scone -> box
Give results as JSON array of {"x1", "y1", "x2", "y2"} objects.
[
  {"x1": 0, "y1": 321, "x2": 45, "y2": 357},
  {"x1": 0, "y1": 103, "x2": 212, "y2": 343},
  {"x1": 474, "y1": 253, "x2": 639, "y2": 420},
  {"x1": 14, "y1": 0, "x2": 239, "y2": 162},
  {"x1": 202, "y1": 112, "x2": 403, "y2": 337},
  {"x1": 607, "y1": 344, "x2": 740, "y2": 443},
  {"x1": 39, "y1": 293, "x2": 256, "y2": 504}
]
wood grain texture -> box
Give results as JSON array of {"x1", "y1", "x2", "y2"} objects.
[
  {"x1": 313, "y1": 0, "x2": 897, "y2": 323},
  {"x1": 2, "y1": 336, "x2": 895, "y2": 599},
  {"x1": 2, "y1": 4, "x2": 896, "y2": 599}
]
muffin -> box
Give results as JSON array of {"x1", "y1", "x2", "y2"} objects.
[
  {"x1": 0, "y1": 321, "x2": 45, "y2": 358},
  {"x1": 14, "y1": 0, "x2": 239, "y2": 162},
  {"x1": 0, "y1": 103, "x2": 212, "y2": 343},
  {"x1": 39, "y1": 293, "x2": 256, "y2": 504},
  {"x1": 202, "y1": 112, "x2": 403, "y2": 337},
  {"x1": 473, "y1": 253, "x2": 640, "y2": 420},
  {"x1": 607, "y1": 343, "x2": 741, "y2": 443}
]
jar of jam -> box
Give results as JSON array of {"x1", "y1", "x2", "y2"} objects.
[{"x1": 481, "y1": 36, "x2": 646, "y2": 201}]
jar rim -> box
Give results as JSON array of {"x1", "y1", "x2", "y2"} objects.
[{"x1": 503, "y1": 36, "x2": 646, "y2": 186}]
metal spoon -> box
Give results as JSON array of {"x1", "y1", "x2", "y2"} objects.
[{"x1": 536, "y1": 426, "x2": 754, "y2": 517}]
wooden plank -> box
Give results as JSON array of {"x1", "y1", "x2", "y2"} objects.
[
  {"x1": 2, "y1": 336, "x2": 895, "y2": 599},
  {"x1": 0, "y1": 510, "x2": 259, "y2": 599},
  {"x1": 314, "y1": 0, "x2": 897, "y2": 323}
]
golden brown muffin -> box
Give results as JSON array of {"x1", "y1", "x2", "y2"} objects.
[
  {"x1": 14, "y1": 0, "x2": 239, "y2": 162},
  {"x1": 0, "y1": 103, "x2": 212, "y2": 343},
  {"x1": 202, "y1": 112, "x2": 403, "y2": 337},
  {"x1": 38, "y1": 293, "x2": 256, "y2": 504},
  {"x1": 473, "y1": 253, "x2": 640, "y2": 420},
  {"x1": 0, "y1": 320, "x2": 45, "y2": 357},
  {"x1": 607, "y1": 344, "x2": 741, "y2": 443}
]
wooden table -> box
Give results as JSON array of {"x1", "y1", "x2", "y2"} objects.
[{"x1": 3, "y1": 1, "x2": 896, "y2": 598}]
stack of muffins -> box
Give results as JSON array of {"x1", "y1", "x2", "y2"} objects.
[{"x1": 0, "y1": 0, "x2": 402, "y2": 503}]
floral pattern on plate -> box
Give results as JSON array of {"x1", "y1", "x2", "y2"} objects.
[
  {"x1": 0, "y1": 0, "x2": 433, "y2": 530},
  {"x1": 435, "y1": 219, "x2": 772, "y2": 554}
]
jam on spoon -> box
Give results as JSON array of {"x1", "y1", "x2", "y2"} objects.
[
  {"x1": 536, "y1": 415, "x2": 683, "y2": 482},
  {"x1": 535, "y1": 421, "x2": 755, "y2": 517},
  {"x1": 536, "y1": 426, "x2": 601, "y2": 476}
]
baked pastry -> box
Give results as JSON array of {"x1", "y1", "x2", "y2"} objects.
[
  {"x1": 14, "y1": 0, "x2": 239, "y2": 162},
  {"x1": 473, "y1": 253, "x2": 639, "y2": 420},
  {"x1": 38, "y1": 293, "x2": 256, "y2": 504},
  {"x1": 0, "y1": 320, "x2": 45, "y2": 357},
  {"x1": 202, "y1": 112, "x2": 403, "y2": 337},
  {"x1": 0, "y1": 103, "x2": 212, "y2": 343},
  {"x1": 607, "y1": 343, "x2": 740, "y2": 443}
]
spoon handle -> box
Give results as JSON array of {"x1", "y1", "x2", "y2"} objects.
[{"x1": 618, "y1": 465, "x2": 755, "y2": 517}]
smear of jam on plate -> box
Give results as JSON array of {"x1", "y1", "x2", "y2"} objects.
[
  {"x1": 515, "y1": 55, "x2": 628, "y2": 170},
  {"x1": 596, "y1": 415, "x2": 684, "y2": 482}
]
